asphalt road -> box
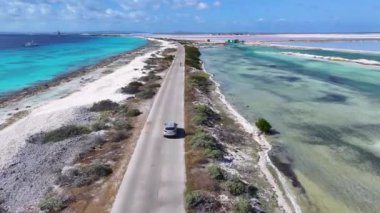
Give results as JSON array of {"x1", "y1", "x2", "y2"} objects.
[{"x1": 111, "y1": 44, "x2": 186, "y2": 213}]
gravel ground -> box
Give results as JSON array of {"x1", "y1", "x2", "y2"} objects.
[{"x1": 0, "y1": 108, "x2": 98, "y2": 212}]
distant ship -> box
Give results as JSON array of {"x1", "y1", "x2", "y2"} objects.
[{"x1": 24, "y1": 40, "x2": 39, "y2": 47}]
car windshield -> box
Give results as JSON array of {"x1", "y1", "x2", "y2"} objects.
[{"x1": 165, "y1": 127, "x2": 176, "y2": 131}]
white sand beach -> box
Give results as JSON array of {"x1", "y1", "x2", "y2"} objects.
[{"x1": 0, "y1": 39, "x2": 174, "y2": 169}]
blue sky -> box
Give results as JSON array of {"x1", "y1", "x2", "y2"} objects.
[{"x1": 1, "y1": 0, "x2": 380, "y2": 33}]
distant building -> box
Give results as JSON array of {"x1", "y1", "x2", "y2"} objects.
[{"x1": 225, "y1": 39, "x2": 245, "y2": 44}]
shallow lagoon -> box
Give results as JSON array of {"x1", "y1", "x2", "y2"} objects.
[
  {"x1": 0, "y1": 35, "x2": 146, "y2": 94},
  {"x1": 201, "y1": 45, "x2": 380, "y2": 212}
]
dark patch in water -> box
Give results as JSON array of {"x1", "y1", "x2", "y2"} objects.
[
  {"x1": 327, "y1": 75, "x2": 345, "y2": 84},
  {"x1": 276, "y1": 75, "x2": 301, "y2": 82},
  {"x1": 269, "y1": 145, "x2": 305, "y2": 191},
  {"x1": 239, "y1": 73, "x2": 276, "y2": 84},
  {"x1": 294, "y1": 123, "x2": 380, "y2": 175},
  {"x1": 239, "y1": 73, "x2": 256, "y2": 78},
  {"x1": 315, "y1": 93, "x2": 347, "y2": 103}
]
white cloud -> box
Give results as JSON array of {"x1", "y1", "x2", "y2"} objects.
[
  {"x1": 196, "y1": 2, "x2": 208, "y2": 10},
  {"x1": 258, "y1": 18, "x2": 265, "y2": 22},
  {"x1": 213, "y1": 1, "x2": 221, "y2": 7}
]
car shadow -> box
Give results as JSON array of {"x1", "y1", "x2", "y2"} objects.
[{"x1": 165, "y1": 128, "x2": 186, "y2": 139}]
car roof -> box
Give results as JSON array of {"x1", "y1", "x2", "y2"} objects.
[{"x1": 164, "y1": 122, "x2": 177, "y2": 128}]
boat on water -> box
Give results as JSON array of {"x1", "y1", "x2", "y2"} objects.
[{"x1": 24, "y1": 40, "x2": 39, "y2": 47}]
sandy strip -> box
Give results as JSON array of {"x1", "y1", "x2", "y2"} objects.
[
  {"x1": 205, "y1": 67, "x2": 302, "y2": 213},
  {"x1": 280, "y1": 52, "x2": 380, "y2": 67},
  {"x1": 0, "y1": 39, "x2": 174, "y2": 169},
  {"x1": 250, "y1": 42, "x2": 380, "y2": 55}
]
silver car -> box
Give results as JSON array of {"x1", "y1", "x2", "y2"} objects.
[{"x1": 163, "y1": 122, "x2": 178, "y2": 137}]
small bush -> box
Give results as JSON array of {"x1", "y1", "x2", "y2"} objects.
[
  {"x1": 192, "y1": 104, "x2": 220, "y2": 127},
  {"x1": 112, "y1": 119, "x2": 131, "y2": 130},
  {"x1": 255, "y1": 118, "x2": 272, "y2": 134},
  {"x1": 91, "y1": 120, "x2": 107, "y2": 131},
  {"x1": 126, "y1": 109, "x2": 142, "y2": 117},
  {"x1": 185, "y1": 190, "x2": 219, "y2": 211},
  {"x1": 164, "y1": 55, "x2": 174, "y2": 61},
  {"x1": 89, "y1": 100, "x2": 119, "y2": 112},
  {"x1": 145, "y1": 82, "x2": 161, "y2": 89},
  {"x1": 190, "y1": 131, "x2": 217, "y2": 150},
  {"x1": 91, "y1": 111, "x2": 111, "y2": 131},
  {"x1": 190, "y1": 73, "x2": 211, "y2": 93},
  {"x1": 42, "y1": 125, "x2": 91, "y2": 143},
  {"x1": 191, "y1": 131, "x2": 224, "y2": 159},
  {"x1": 85, "y1": 163, "x2": 113, "y2": 177},
  {"x1": 136, "y1": 88, "x2": 156, "y2": 99},
  {"x1": 234, "y1": 198, "x2": 253, "y2": 213},
  {"x1": 207, "y1": 165, "x2": 225, "y2": 181},
  {"x1": 203, "y1": 148, "x2": 224, "y2": 160},
  {"x1": 186, "y1": 191, "x2": 206, "y2": 210},
  {"x1": 121, "y1": 81, "x2": 143, "y2": 94},
  {"x1": 39, "y1": 193, "x2": 69, "y2": 211},
  {"x1": 224, "y1": 178, "x2": 246, "y2": 196},
  {"x1": 139, "y1": 72, "x2": 162, "y2": 82},
  {"x1": 109, "y1": 130, "x2": 130, "y2": 142},
  {"x1": 59, "y1": 163, "x2": 113, "y2": 187},
  {"x1": 247, "y1": 185, "x2": 258, "y2": 197}
]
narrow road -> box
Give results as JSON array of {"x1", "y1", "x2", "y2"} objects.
[{"x1": 111, "y1": 44, "x2": 186, "y2": 213}]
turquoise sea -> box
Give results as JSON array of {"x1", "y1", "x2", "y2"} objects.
[
  {"x1": 0, "y1": 35, "x2": 146, "y2": 95},
  {"x1": 201, "y1": 44, "x2": 380, "y2": 212}
]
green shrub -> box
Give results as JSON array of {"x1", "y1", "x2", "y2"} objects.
[
  {"x1": 121, "y1": 81, "x2": 143, "y2": 94},
  {"x1": 136, "y1": 88, "x2": 156, "y2": 99},
  {"x1": 126, "y1": 109, "x2": 142, "y2": 117},
  {"x1": 43, "y1": 125, "x2": 91, "y2": 143},
  {"x1": 109, "y1": 130, "x2": 130, "y2": 142},
  {"x1": 85, "y1": 163, "x2": 113, "y2": 177},
  {"x1": 139, "y1": 72, "x2": 162, "y2": 82},
  {"x1": 164, "y1": 55, "x2": 174, "y2": 61},
  {"x1": 203, "y1": 148, "x2": 224, "y2": 160},
  {"x1": 185, "y1": 190, "x2": 219, "y2": 211},
  {"x1": 192, "y1": 104, "x2": 220, "y2": 126},
  {"x1": 91, "y1": 111, "x2": 111, "y2": 131},
  {"x1": 116, "y1": 104, "x2": 129, "y2": 116},
  {"x1": 255, "y1": 118, "x2": 272, "y2": 134},
  {"x1": 59, "y1": 163, "x2": 113, "y2": 187},
  {"x1": 112, "y1": 119, "x2": 131, "y2": 130},
  {"x1": 247, "y1": 185, "x2": 258, "y2": 197},
  {"x1": 190, "y1": 131, "x2": 217, "y2": 150},
  {"x1": 91, "y1": 121, "x2": 107, "y2": 131},
  {"x1": 234, "y1": 198, "x2": 253, "y2": 213},
  {"x1": 186, "y1": 191, "x2": 206, "y2": 210},
  {"x1": 145, "y1": 82, "x2": 161, "y2": 89},
  {"x1": 89, "y1": 100, "x2": 119, "y2": 112},
  {"x1": 190, "y1": 73, "x2": 211, "y2": 93},
  {"x1": 224, "y1": 178, "x2": 246, "y2": 196},
  {"x1": 185, "y1": 45, "x2": 201, "y2": 69},
  {"x1": 39, "y1": 193, "x2": 68, "y2": 211},
  {"x1": 191, "y1": 131, "x2": 224, "y2": 159},
  {"x1": 207, "y1": 165, "x2": 225, "y2": 181}
]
